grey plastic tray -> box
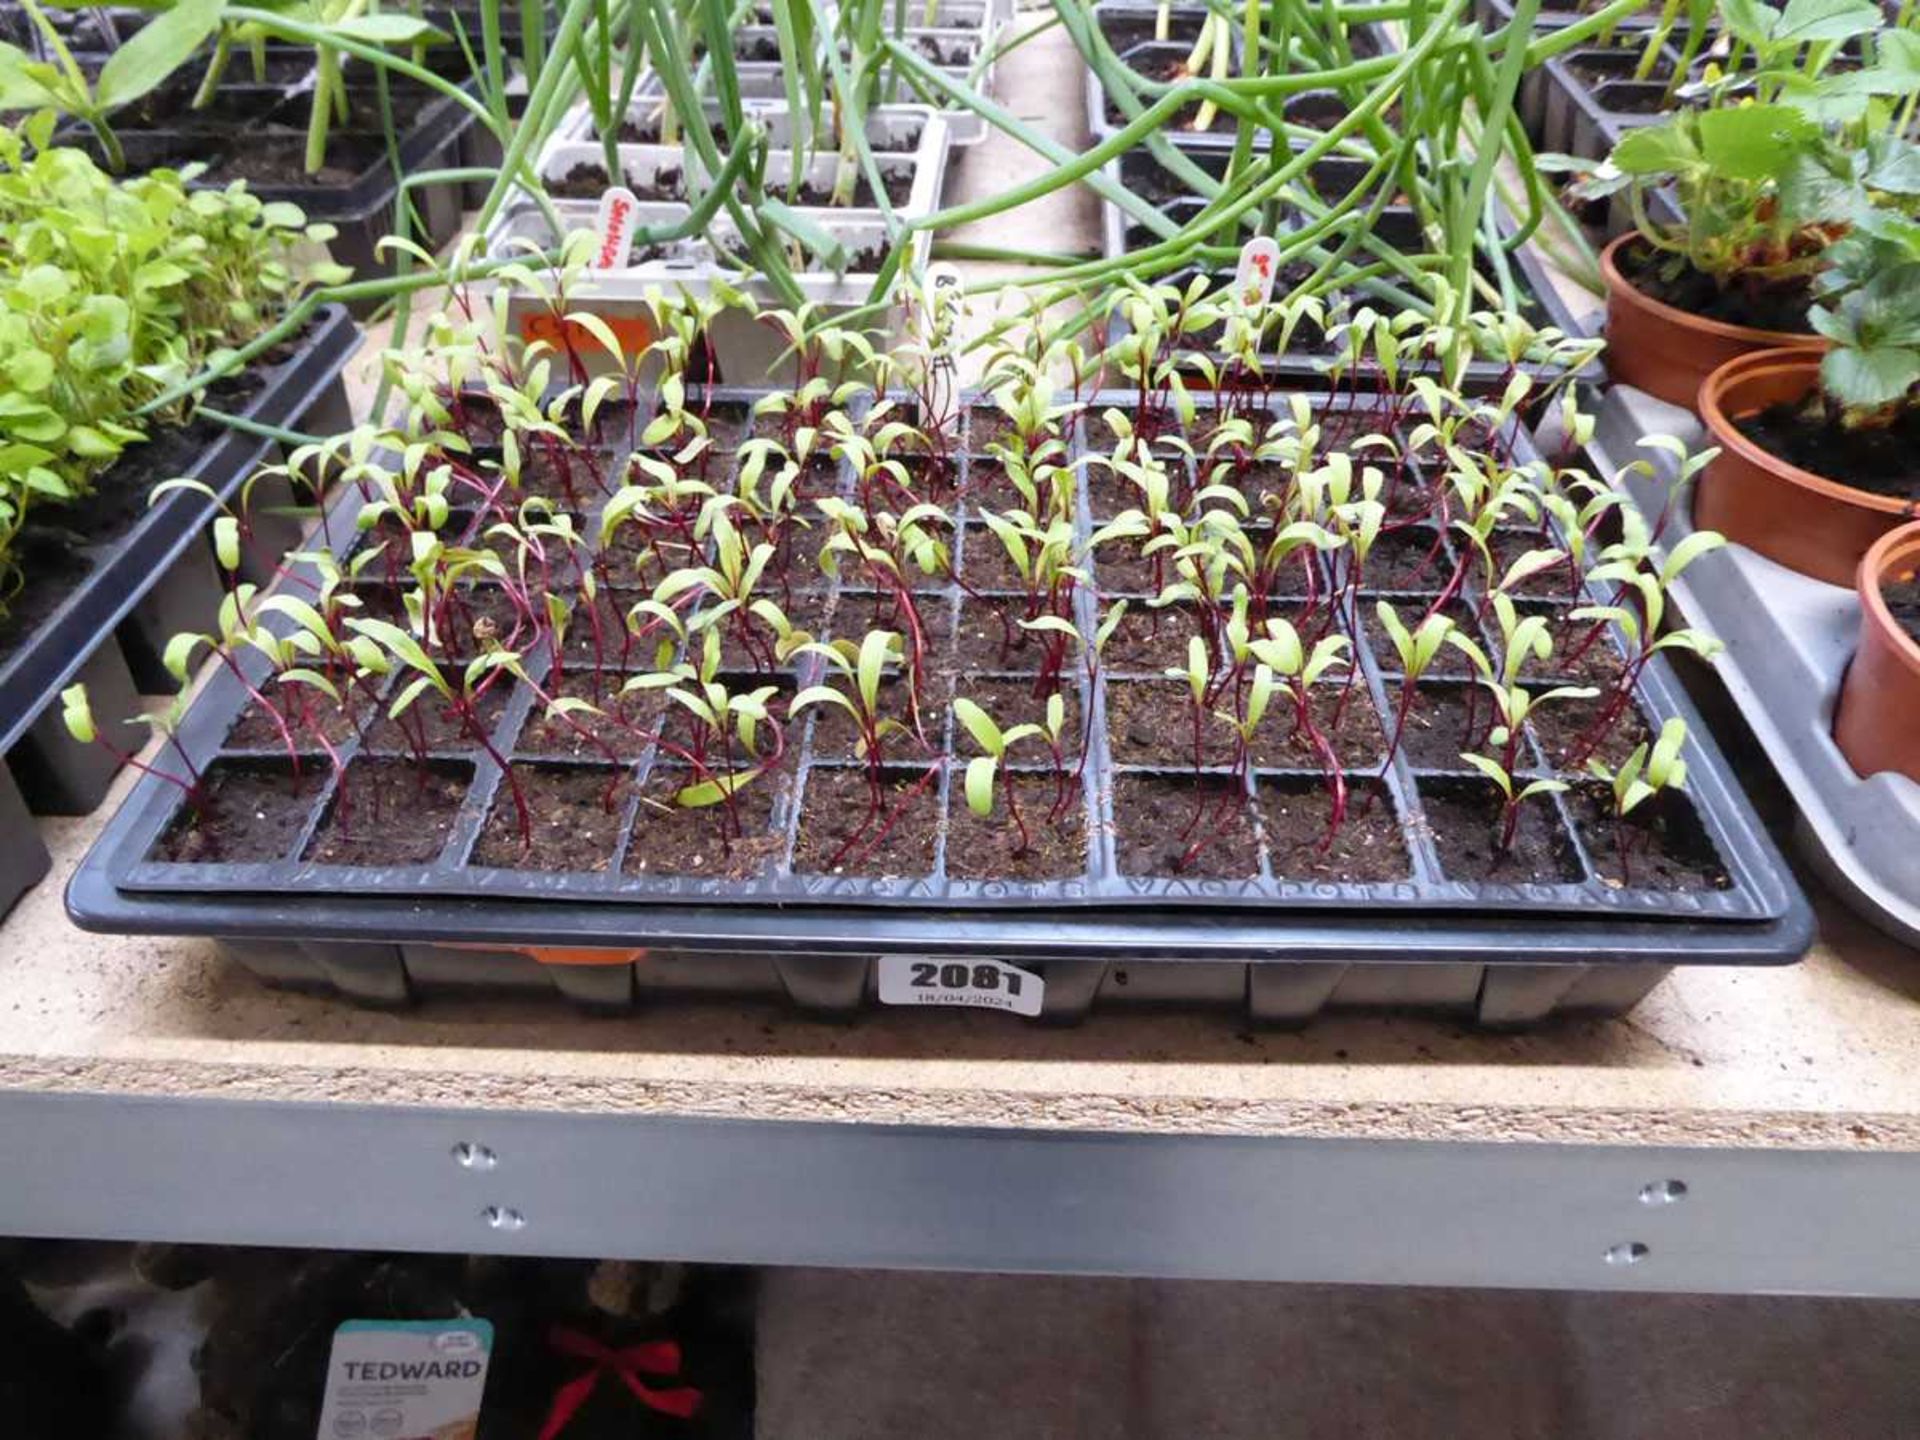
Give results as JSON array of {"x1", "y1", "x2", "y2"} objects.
[{"x1": 1591, "y1": 384, "x2": 1920, "y2": 951}]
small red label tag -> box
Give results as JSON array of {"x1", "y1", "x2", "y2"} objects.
[{"x1": 1235, "y1": 237, "x2": 1281, "y2": 309}]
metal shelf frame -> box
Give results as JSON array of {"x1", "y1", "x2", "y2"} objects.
[{"x1": 3, "y1": 1089, "x2": 1916, "y2": 1297}]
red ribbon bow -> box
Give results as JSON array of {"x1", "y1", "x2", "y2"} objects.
[{"x1": 538, "y1": 1325, "x2": 705, "y2": 1439}]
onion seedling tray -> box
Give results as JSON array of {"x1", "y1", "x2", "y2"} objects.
[
  {"x1": 485, "y1": 105, "x2": 952, "y2": 383},
  {"x1": 68, "y1": 384, "x2": 1808, "y2": 1020},
  {"x1": 1097, "y1": 143, "x2": 1602, "y2": 392},
  {"x1": 0, "y1": 303, "x2": 356, "y2": 920},
  {"x1": 1084, "y1": 3, "x2": 1399, "y2": 154},
  {"x1": 632, "y1": 3, "x2": 1004, "y2": 144}
]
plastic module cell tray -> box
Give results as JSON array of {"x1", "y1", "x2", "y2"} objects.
[{"x1": 67, "y1": 387, "x2": 1810, "y2": 984}]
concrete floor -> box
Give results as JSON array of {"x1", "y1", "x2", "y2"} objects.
[{"x1": 758, "y1": 1270, "x2": 1920, "y2": 1439}]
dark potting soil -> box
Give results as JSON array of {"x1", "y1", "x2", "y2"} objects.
[
  {"x1": 1568, "y1": 784, "x2": 1731, "y2": 892},
  {"x1": 1263, "y1": 684, "x2": 1386, "y2": 771},
  {"x1": 1615, "y1": 238, "x2": 1815, "y2": 335},
  {"x1": 1364, "y1": 525, "x2": 1455, "y2": 591},
  {"x1": 473, "y1": 764, "x2": 628, "y2": 872},
  {"x1": 1285, "y1": 92, "x2": 1402, "y2": 131},
  {"x1": 1097, "y1": 604, "x2": 1205, "y2": 673},
  {"x1": 1566, "y1": 51, "x2": 1675, "y2": 88},
  {"x1": 945, "y1": 774, "x2": 1087, "y2": 881},
  {"x1": 552, "y1": 161, "x2": 623, "y2": 200},
  {"x1": 268, "y1": 86, "x2": 434, "y2": 136},
  {"x1": 1099, "y1": 11, "x2": 1210, "y2": 50},
  {"x1": 362, "y1": 676, "x2": 513, "y2": 755},
  {"x1": 968, "y1": 407, "x2": 1018, "y2": 452},
  {"x1": 959, "y1": 676, "x2": 1084, "y2": 761},
  {"x1": 1355, "y1": 597, "x2": 1487, "y2": 679},
  {"x1": 1526, "y1": 688, "x2": 1652, "y2": 773},
  {"x1": 226, "y1": 688, "x2": 382, "y2": 751},
  {"x1": 773, "y1": 170, "x2": 914, "y2": 207},
  {"x1": 1258, "y1": 777, "x2": 1411, "y2": 882},
  {"x1": 511, "y1": 441, "x2": 613, "y2": 506},
  {"x1": 809, "y1": 675, "x2": 937, "y2": 763},
  {"x1": 959, "y1": 526, "x2": 1031, "y2": 592},
  {"x1": 906, "y1": 35, "x2": 978, "y2": 66},
  {"x1": 1107, "y1": 57, "x2": 1238, "y2": 134},
  {"x1": 624, "y1": 767, "x2": 787, "y2": 879},
  {"x1": 1391, "y1": 682, "x2": 1495, "y2": 770},
  {"x1": 617, "y1": 116, "x2": 733, "y2": 145},
  {"x1": 717, "y1": 589, "x2": 833, "y2": 668},
  {"x1": 1107, "y1": 681, "x2": 1234, "y2": 767},
  {"x1": 951, "y1": 601, "x2": 1051, "y2": 672},
  {"x1": 562, "y1": 589, "x2": 655, "y2": 668},
  {"x1": 1735, "y1": 402, "x2": 1920, "y2": 502},
  {"x1": 1884, "y1": 574, "x2": 1920, "y2": 646},
  {"x1": 202, "y1": 133, "x2": 387, "y2": 188},
  {"x1": 118, "y1": 83, "x2": 285, "y2": 131},
  {"x1": 1093, "y1": 539, "x2": 1167, "y2": 595},
  {"x1": 1507, "y1": 602, "x2": 1627, "y2": 689},
  {"x1": 792, "y1": 766, "x2": 940, "y2": 877},
  {"x1": 1594, "y1": 81, "x2": 1676, "y2": 115},
  {"x1": 155, "y1": 760, "x2": 321, "y2": 864},
  {"x1": 693, "y1": 402, "x2": 752, "y2": 448},
  {"x1": 1414, "y1": 777, "x2": 1584, "y2": 885},
  {"x1": 303, "y1": 758, "x2": 471, "y2": 867},
  {"x1": 1124, "y1": 163, "x2": 1205, "y2": 211},
  {"x1": 1085, "y1": 461, "x2": 1152, "y2": 520},
  {"x1": 514, "y1": 672, "x2": 662, "y2": 761},
  {"x1": 1115, "y1": 773, "x2": 1262, "y2": 878},
  {"x1": 1481, "y1": 527, "x2": 1586, "y2": 600},
  {"x1": 832, "y1": 589, "x2": 953, "y2": 657},
  {"x1": 888, "y1": 454, "x2": 960, "y2": 503}
]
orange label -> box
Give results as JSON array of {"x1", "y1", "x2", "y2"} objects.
[
  {"x1": 520, "y1": 311, "x2": 655, "y2": 359},
  {"x1": 441, "y1": 942, "x2": 647, "y2": 967}
]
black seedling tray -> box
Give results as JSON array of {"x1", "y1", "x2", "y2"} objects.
[
  {"x1": 1084, "y1": 5, "x2": 1398, "y2": 152},
  {"x1": 79, "y1": 57, "x2": 481, "y2": 289},
  {"x1": 0, "y1": 304, "x2": 357, "y2": 822},
  {"x1": 71, "y1": 385, "x2": 1801, "y2": 939}
]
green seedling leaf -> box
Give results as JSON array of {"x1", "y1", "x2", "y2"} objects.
[
  {"x1": 964, "y1": 753, "x2": 999, "y2": 818},
  {"x1": 1459, "y1": 751, "x2": 1515, "y2": 798},
  {"x1": 60, "y1": 684, "x2": 96, "y2": 745},
  {"x1": 213, "y1": 516, "x2": 241, "y2": 572},
  {"x1": 96, "y1": 0, "x2": 223, "y2": 109},
  {"x1": 162, "y1": 632, "x2": 210, "y2": 684},
  {"x1": 676, "y1": 766, "x2": 764, "y2": 809},
  {"x1": 952, "y1": 697, "x2": 1005, "y2": 757}
]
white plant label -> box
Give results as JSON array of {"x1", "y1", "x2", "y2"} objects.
[
  {"x1": 315, "y1": 1318, "x2": 493, "y2": 1440},
  {"x1": 877, "y1": 955, "x2": 1045, "y2": 1016},
  {"x1": 592, "y1": 186, "x2": 642, "y2": 270},
  {"x1": 1234, "y1": 236, "x2": 1281, "y2": 309}
]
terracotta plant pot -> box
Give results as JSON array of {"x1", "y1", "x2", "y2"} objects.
[
  {"x1": 1600, "y1": 234, "x2": 1821, "y2": 410},
  {"x1": 1833, "y1": 520, "x2": 1920, "y2": 784},
  {"x1": 1695, "y1": 348, "x2": 1920, "y2": 586}
]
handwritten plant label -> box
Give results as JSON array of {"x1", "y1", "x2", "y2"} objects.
[{"x1": 593, "y1": 186, "x2": 642, "y2": 270}]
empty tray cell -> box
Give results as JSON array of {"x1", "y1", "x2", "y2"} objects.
[{"x1": 303, "y1": 757, "x2": 473, "y2": 868}]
